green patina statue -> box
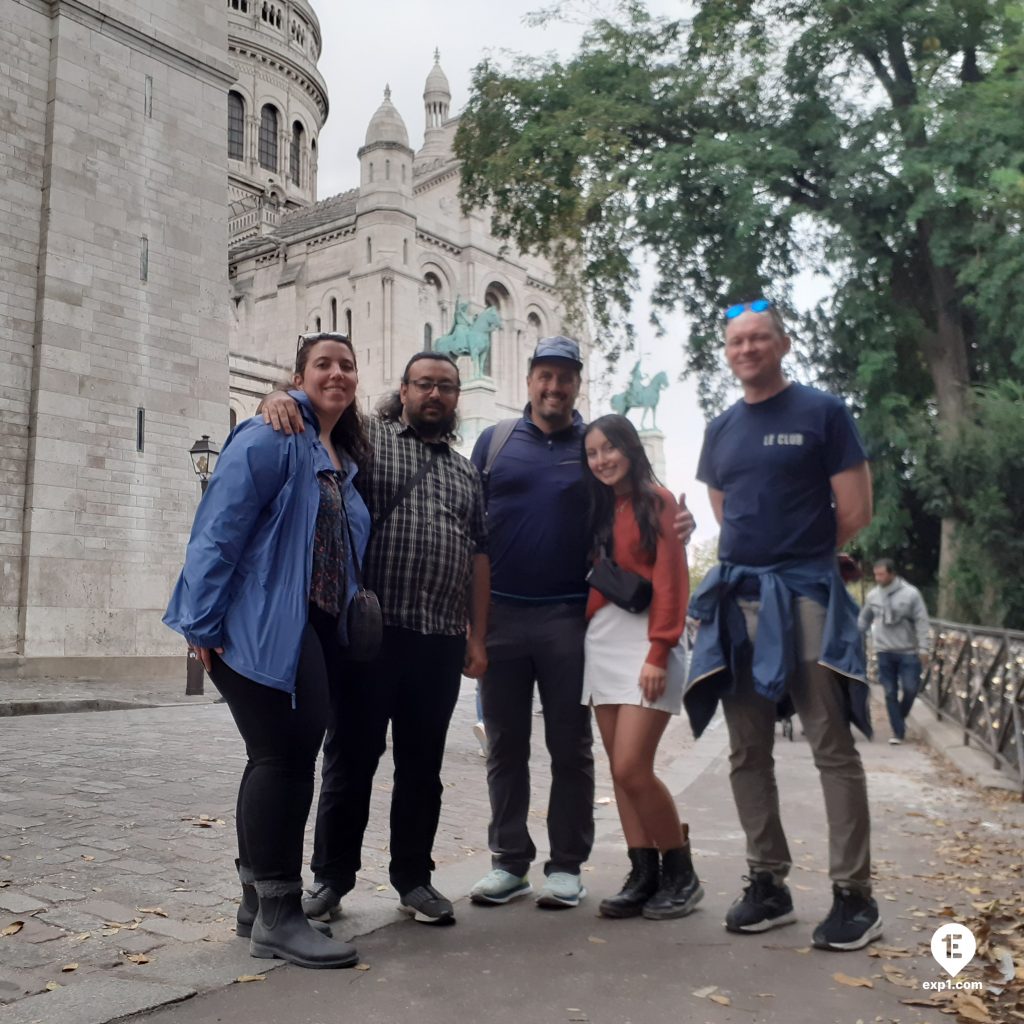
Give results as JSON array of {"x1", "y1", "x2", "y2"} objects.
[
  {"x1": 434, "y1": 296, "x2": 501, "y2": 379},
  {"x1": 611, "y1": 360, "x2": 669, "y2": 429}
]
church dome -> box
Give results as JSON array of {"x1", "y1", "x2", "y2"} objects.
[
  {"x1": 424, "y1": 51, "x2": 451, "y2": 100},
  {"x1": 364, "y1": 86, "x2": 410, "y2": 148}
]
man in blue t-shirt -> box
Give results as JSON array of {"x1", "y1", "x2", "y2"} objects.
[{"x1": 691, "y1": 299, "x2": 880, "y2": 952}]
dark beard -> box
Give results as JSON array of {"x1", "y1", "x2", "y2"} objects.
[{"x1": 406, "y1": 408, "x2": 456, "y2": 440}]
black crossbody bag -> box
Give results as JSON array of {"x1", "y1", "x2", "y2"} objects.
[
  {"x1": 338, "y1": 451, "x2": 440, "y2": 660},
  {"x1": 586, "y1": 543, "x2": 653, "y2": 614}
]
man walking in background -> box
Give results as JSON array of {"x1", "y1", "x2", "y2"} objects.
[{"x1": 858, "y1": 558, "x2": 931, "y2": 745}]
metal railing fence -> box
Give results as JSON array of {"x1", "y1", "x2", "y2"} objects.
[{"x1": 919, "y1": 618, "x2": 1024, "y2": 792}]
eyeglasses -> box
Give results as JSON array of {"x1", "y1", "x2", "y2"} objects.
[
  {"x1": 296, "y1": 331, "x2": 350, "y2": 354},
  {"x1": 724, "y1": 299, "x2": 772, "y2": 320},
  {"x1": 406, "y1": 378, "x2": 460, "y2": 396}
]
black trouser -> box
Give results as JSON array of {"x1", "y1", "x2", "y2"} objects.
[
  {"x1": 310, "y1": 626, "x2": 465, "y2": 896},
  {"x1": 480, "y1": 601, "x2": 595, "y2": 877},
  {"x1": 210, "y1": 609, "x2": 335, "y2": 883}
]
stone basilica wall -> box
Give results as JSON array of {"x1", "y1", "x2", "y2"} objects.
[{"x1": 1, "y1": 0, "x2": 234, "y2": 670}]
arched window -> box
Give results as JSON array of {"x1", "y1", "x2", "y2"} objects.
[
  {"x1": 314, "y1": 316, "x2": 321, "y2": 331},
  {"x1": 227, "y1": 91, "x2": 245, "y2": 161},
  {"x1": 259, "y1": 104, "x2": 278, "y2": 171},
  {"x1": 330, "y1": 297, "x2": 337, "y2": 331},
  {"x1": 385, "y1": 159, "x2": 391, "y2": 180},
  {"x1": 290, "y1": 122, "x2": 303, "y2": 185},
  {"x1": 483, "y1": 283, "x2": 511, "y2": 379},
  {"x1": 366, "y1": 237, "x2": 373, "y2": 262},
  {"x1": 229, "y1": 407, "x2": 238, "y2": 431},
  {"x1": 345, "y1": 309, "x2": 352, "y2": 338},
  {"x1": 424, "y1": 323, "x2": 433, "y2": 349},
  {"x1": 527, "y1": 311, "x2": 543, "y2": 344}
]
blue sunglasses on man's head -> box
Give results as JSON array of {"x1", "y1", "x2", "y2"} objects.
[{"x1": 724, "y1": 298, "x2": 773, "y2": 320}]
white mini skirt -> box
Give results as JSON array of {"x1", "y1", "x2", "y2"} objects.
[{"x1": 582, "y1": 602, "x2": 687, "y2": 715}]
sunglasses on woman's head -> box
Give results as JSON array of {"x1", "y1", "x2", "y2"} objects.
[
  {"x1": 296, "y1": 331, "x2": 350, "y2": 355},
  {"x1": 724, "y1": 299, "x2": 773, "y2": 320}
]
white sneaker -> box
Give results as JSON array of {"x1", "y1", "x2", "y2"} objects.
[
  {"x1": 888, "y1": 737, "x2": 903, "y2": 745},
  {"x1": 473, "y1": 721, "x2": 488, "y2": 757},
  {"x1": 536, "y1": 872, "x2": 586, "y2": 908},
  {"x1": 469, "y1": 869, "x2": 531, "y2": 905}
]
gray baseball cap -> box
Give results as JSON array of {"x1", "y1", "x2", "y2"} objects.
[{"x1": 530, "y1": 335, "x2": 583, "y2": 370}]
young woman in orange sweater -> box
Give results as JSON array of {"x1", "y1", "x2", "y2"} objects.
[{"x1": 581, "y1": 413, "x2": 702, "y2": 920}]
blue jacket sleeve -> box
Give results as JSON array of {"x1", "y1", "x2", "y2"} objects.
[{"x1": 165, "y1": 421, "x2": 291, "y2": 648}]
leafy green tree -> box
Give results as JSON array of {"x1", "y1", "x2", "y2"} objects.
[{"x1": 456, "y1": 0, "x2": 1024, "y2": 617}]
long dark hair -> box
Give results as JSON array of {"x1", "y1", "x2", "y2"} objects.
[
  {"x1": 293, "y1": 334, "x2": 373, "y2": 474},
  {"x1": 583, "y1": 414, "x2": 664, "y2": 562}
]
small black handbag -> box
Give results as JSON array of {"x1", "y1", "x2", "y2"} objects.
[
  {"x1": 586, "y1": 545, "x2": 653, "y2": 614},
  {"x1": 339, "y1": 503, "x2": 383, "y2": 662}
]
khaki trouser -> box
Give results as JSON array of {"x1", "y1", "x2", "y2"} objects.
[{"x1": 721, "y1": 597, "x2": 871, "y2": 894}]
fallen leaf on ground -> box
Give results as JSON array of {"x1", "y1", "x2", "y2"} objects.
[
  {"x1": 834, "y1": 972, "x2": 874, "y2": 988},
  {"x1": 137, "y1": 907, "x2": 168, "y2": 917},
  {"x1": 709, "y1": 994, "x2": 732, "y2": 1006},
  {"x1": 61, "y1": 963, "x2": 78, "y2": 972},
  {"x1": 81, "y1": 855, "x2": 95, "y2": 861},
  {"x1": 235, "y1": 974, "x2": 266, "y2": 983},
  {"x1": 354, "y1": 964, "x2": 371, "y2": 972},
  {"x1": 124, "y1": 953, "x2": 151, "y2": 964},
  {"x1": 1, "y1": 921, "x2": 24, "y2": 937},
  {"x1": 757, "y1": 993, "x2": 775, "y2": 998},
  {"x1": 900, "y1": 996, "x2": 948, "y2": 1007},
  {"x1": 45, "y1": 981, "x2": 61, "y2": 991},
  {"x1": 693, "y1": 985, "x2": 718, "y2": 998},
  {"x1": 72, "y1": 933, "x2": 91, "y2": 942},
  {"x1": 587, "y1": 936, "x2": 606, "y2": 944},
  {"x1": 868, "y1": 945, "x2": 912, "y2": 958}
]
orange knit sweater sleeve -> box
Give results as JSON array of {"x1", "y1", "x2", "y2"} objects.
[
  {"x1": 584, "y1": 487, "x2": 689, "y2": 669},
  {"x1": 646, "y1": 488, "x2": 688, "y2": 668}
]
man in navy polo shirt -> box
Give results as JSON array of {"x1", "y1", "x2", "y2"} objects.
[
  {"x1": 468, "y1": 336, "x2": 596, "y2": 909},
  {"x1": 686, "y1": 299, "x2": 880, "y2": 952}
]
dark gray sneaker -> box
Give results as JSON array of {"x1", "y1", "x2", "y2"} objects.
[
  {"x1": 399, "y1": 884, "x2": 455, "y2": 925},
  {"x1": 302, "y1": 883, "x2": 343, "y2": 922},
  {"x1": 724, "y1": 872, "x2": 796, "y2": 933},
  {"x1": 812, "y1": 885, "x2": 883, "y2": 951}
]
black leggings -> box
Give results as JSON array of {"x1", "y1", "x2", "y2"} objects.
[{"x1": 209, "y1": 609, "x2": 336, "y2": 882}]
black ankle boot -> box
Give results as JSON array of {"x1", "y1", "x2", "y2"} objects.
[
  {"x1": 236, "y1": 860, "x2": 259, "y2": 937},
  {"x1": 642, "y1": 846, "x2": 704, "y2": 920},
  {"x1": 249, "y1": 883, "x2": 358, "y2": 968},
  {"x1": 599, "y1": 848, "x2": 660, "y2": 919},
  {"x1": 235, "y1": 863, "x2": 331, "y2": 939}
]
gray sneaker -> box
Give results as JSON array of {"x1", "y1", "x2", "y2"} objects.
[
  {"x1": 399, "y1": 884, "x2": 455, "y2": 925},
  {"x1": 536, "y1": 872, "x2": 586, "y2": 909},
  {"x1": 469, "y1": 869, "x2": 532, "y2": 905},
  {"x1": 302, "y1": 882, "x2": 343, "y2": 922}
]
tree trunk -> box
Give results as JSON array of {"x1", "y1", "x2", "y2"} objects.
[{"x1": 916, "y1": 225, "x2": 972, "y2": 619}]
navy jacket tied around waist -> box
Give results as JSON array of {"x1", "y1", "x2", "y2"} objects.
[{"x1": 684, "y1": 557, "x2": 871, "y2": 739}]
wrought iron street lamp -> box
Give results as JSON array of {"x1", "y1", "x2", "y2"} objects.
[{"x1": 185, "y1": 434, "x2": 220, "y2": 695}]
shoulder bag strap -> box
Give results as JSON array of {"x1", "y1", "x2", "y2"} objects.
[
  {"x1": 373, "y1": 447, "x2": 439, "y2": 531},
  {"x1": 480, "y1": 418, "x2": 518, "y2": 509}
]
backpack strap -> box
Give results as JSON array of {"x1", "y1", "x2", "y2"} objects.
[{"x1": 480, "y1": 418, "x2": 518, "y2": 509}]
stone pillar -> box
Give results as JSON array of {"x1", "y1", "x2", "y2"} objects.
[
  {"x1": 639, "y1": 429, "x2": 667, "y2": 484},
  {"x1": 456, "y1": 378, "x2": 500, "y2": 457}
]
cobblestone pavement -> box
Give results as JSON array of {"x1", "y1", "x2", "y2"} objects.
[{"x1": 0, "y1": 679, "x2": 695, "y2": 1021}]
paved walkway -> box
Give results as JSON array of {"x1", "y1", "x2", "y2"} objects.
[{"x1": 0, "y1": 679, "x2": 1020, "y2": 1024}]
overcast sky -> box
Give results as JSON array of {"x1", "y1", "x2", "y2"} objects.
[{"x1": 313, "y1": 1, "x2": 724, "y2": 543}]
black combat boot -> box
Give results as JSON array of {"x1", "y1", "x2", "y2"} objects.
[
  {"x1": 642, "y1": 845, "x2": 705, "y2": 920},
  {"x1": 599, "y1": 848, "x2": 660, "y2": 919},
  {"x1": 249, "y1": 882, "x2": 357, "y2": 968}
]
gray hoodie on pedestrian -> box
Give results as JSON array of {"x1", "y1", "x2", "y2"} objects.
[{"x1": 858, "y1": 577, "x2": 930, "y2": 655}]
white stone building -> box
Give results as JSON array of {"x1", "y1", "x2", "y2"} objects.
[
  {"x1": 0, "y1": 1, "x2": 588, "y2": 677},
  {"x1": 1, "y1": 0, "x2": 233, "y2": 676},
  {"x1": 227, "y1": 54, "x2": 589, "y2": 454}
]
